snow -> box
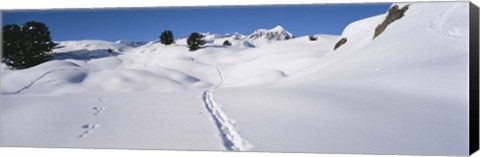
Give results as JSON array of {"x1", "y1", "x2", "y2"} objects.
[
  {"x1": 1, "y1": 91, "x2": 224, "y2": 150},
  {"x1": 172, "y1": 25, "x2": 294, "y2": 48},
  {"x1": 115, "y1": 40, "x2": 148, "y2": 47},
  {"x1": 0, "y1": 2, "x2": 471, "y2": 156},
  {"x1": 202, "y1": 90, "x2": 253, "y2": 151},
  {"x1": 54, "y1": 40, "x2": 132, "y2": 52},
  {"x1": 245, "y1": 25, "x2": 294, "y2": 47}
]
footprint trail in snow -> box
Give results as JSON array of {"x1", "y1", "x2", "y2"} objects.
[
  {"x1": 93, "y1": 107, "x2": 107, "y2": 116},
  {"x1": 78, "y1": 124, "x2": 100, "y2": 138},
  {"x1": 78, "y1": 96, "x2": 107, "y2": 138},
  {"x1": 201, "y1": 66, "x2": 253, "y2": 151}
]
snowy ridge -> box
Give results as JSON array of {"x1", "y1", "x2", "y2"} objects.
[
  {"x1": 115, "y1": 40, "x2": 148, "y2": 47},
  {"x1": 174, "y1": 25, "x2": 294, "y2": 47},
  {"x1": 6, "y1": 68, "x2": 86, "y2": 94},
  {"x1": 202, "y1": 90, "x2": 253, "y2": 151},
  {"x1": 247, "y1": 25, "x2": 293, "y2": 40},
  {"x1": 54, "y1": 40, "x2": 132, "y2": 52},
  {"x1": 245, "y1": 25, "x2": 294, "y2": 47}
]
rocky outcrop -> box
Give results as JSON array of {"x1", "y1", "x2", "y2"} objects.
[{"x1": 373, "y1": 5, "x2": 410, "y2": 39}]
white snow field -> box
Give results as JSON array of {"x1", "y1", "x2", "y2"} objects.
[{"x1": 0, "y1": 2, "x2": 470, "y2": 155}]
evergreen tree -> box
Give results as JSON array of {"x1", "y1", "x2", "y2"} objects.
[
  {"x1": 2, "y1": 24, "x2": 22, "y2": 68},
  {"x1": 187, "y1": 32, "x2": 206, "y2": 51},
  {"x1": 159, "y1": 30, "x2": 174, "y2": 45},
  {"x1": 2, "y1": 21, "x2": 56, "y2": 69},
  {"x1": 223, "y1": 40, "x2": 232, "y2": 46}
]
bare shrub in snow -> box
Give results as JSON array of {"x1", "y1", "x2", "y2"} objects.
[{"x1": 333, "y1": 37, "x2": 347, "y2": 50}]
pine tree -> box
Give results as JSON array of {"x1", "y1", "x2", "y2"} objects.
[
  {"x1": 187, "y1": 32, "x2": 206, "y2": 51},
  {"x1": 159, "y1": 30, "x2": 174, "y2": 45},
  {"x1": 2, "y1": 24, "x2": 22, "y2": 68},
  {"x1": 2, "y1": 21, "x2": 56, "y2": 69},
  {"x1": 223, "y1": 40, "x2": 232, "y2": 46}
]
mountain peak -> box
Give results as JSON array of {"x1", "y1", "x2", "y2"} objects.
[
  {"x1": 248, "y1": 25, "x2": 293, "y2": 40},
  {"x1": 270, "y1": 25, "x2": 285, "y2": 32},
  {"x1": 245, "y1": 25, "x2": 294, "y2": 47}
]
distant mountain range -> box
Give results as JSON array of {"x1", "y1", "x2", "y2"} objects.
[{"x1": 115, "y1": 25, "x2": 295, "y2": 48}]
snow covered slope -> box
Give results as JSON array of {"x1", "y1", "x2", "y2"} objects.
[
  {"x1": 54, "y1": 40, "x2": 132, "y2": 52},
  {"x1": 52, "y1": 40, "x2": 132, "y2": 61},
  {"x1": 1, "y1": 2, "x2": 471, "y2": 156},
  {"x1": 1, "y1": 91, "x2": 225, "y2": 150},
  {"x1": 115, "y1": 40, "x2": 148, "y2": 47},
  {"x1": 216, "y1": 2, "x2": 470, "y2": 155}
]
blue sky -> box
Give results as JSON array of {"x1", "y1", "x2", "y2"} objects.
[{"x1": 3, "y1": 3, "x2": 391, "y2": 42}]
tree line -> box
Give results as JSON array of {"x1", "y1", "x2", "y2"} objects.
[
  {"x1": 160, "y1": 30, "x2": 232, "y2": 50},
  {"x1": 160, "y1": 30, "x2": 208, "y2": 51}
]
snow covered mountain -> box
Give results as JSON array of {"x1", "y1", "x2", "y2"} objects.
[
  {"x1": 245, "y1": 25, "x2": 294, "y2": 47},
  {"x1": 247, "y1": 25, "x2": 293, "y2": 40},
  {"x1": 55, "y1": 40, "x2": 131, "y2": 52},
  {"x1": 201, "y1": 32, "x2": 249, "y2": 47},
  {"x1": 115, "y1": 40, "x2": 149, "y2": 47},
  {"x1": 0, "y1": 2, "x2": 471, "y2": 156},
  {"x1": 175, "y1": 25, "x2": 294, "y2": 48},
  {"x1": 222, "y1": 32, "x2": 247, "y2": 40}
]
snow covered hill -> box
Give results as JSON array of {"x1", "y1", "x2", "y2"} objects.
[
  {"x1": 115, "y1": 40, "x2": 149, "y2": 47},
  {"x1": 54, "y1": 40, "x2": 132, "y2": 53},
  {"x1": 0, "y1": 2, "x2": 471, "y2": 156}
]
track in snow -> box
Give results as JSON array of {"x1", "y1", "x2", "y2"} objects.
[
  {"x1": 201, "y1": 65, "x2": 252, "y2": 151},
  {"x1": 202, "y1": 90, "x2": 252, "y2": 151},
  {"x1": 214, "y1": 66, "x2": 224, "y2": 88},
  {"x1": 8, "y1": 68, "x2": 85, "y2": 94}
]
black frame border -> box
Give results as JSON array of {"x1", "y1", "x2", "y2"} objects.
[{"x1": 470, "y1": 1, "x2": 479, "y2": 155}]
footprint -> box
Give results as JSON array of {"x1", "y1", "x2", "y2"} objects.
[
  {"x1": 93, "y1": 107, "x2": 107, "y2": 116},
  {"x1": 78, "y1": 124, "x2": 100, "y2": 138},
  {"x1": 97, "y1": 96, "x2": 107, "y2": 103}
]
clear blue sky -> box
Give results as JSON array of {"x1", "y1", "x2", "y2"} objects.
[{"x1": 3, "y1": 3, "x2": 391, "y2": 42}]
